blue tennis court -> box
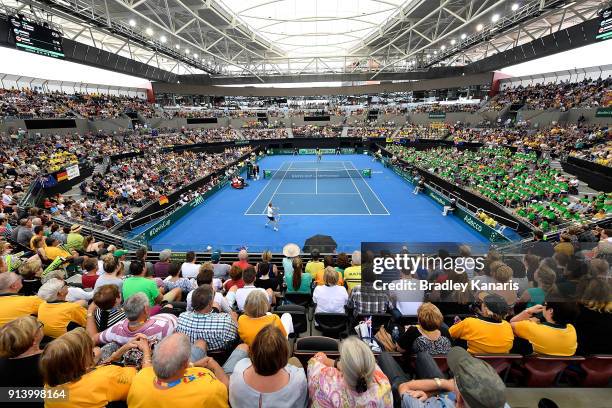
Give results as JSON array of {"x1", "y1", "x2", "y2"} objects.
[
  {"x1": 147, "y1": 154, "x2": 490, "y2": 252},
  {"x1": 244, "y1": 160, "x2": 389, "y2": 216}
]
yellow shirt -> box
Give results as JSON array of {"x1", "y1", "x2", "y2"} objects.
[
  {"x1": 237, "y1": 314, "x2": 287, "y2": 347},
  {"x1": 44, "y1": 246, "x2": 71, "y2": 261},
  {"x1": 513, "y1": 320, "x2": 577, "y2": 356},
  {"x1": 314, "y1": 269, "x2": 344, "y2": 286},
  {"x1": 305, "y1": 261, "x2": 324, "y2": 279},
  {"x1": 343, "y1": 265, "x2": 362, "y2": 293},
  {"x1": 127, "y1": 366, "x2": 229, "y2": 408},
  {"x1": 38, "y1": 301, "x2": 87, "y2": 338},
  {"x1": 449, "y1": 317, "x2": 514, "y2": 354},
  {"x1": 30, "y1": 235, "x2": 48, "y2": 251},
  {"x1": 45, "y1": 365, "x2": 136, "y2": 408},
  {"x1": 0, "y1": 294, "x2": 44, "y2": 327}
]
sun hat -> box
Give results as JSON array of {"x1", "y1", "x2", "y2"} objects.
[{"x1": 282, "y1": 243, "x2": 300, "y2": 258}]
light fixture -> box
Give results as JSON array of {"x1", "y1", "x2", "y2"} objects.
[
  {"x1": 451, "y1": 39, "x2": 456, "y2": 45},
  {"x1": 128, "y1": 19, "x2": 136, "y2": 27},
  {"x1": 193, "y1": 53, "x2": 198, "y2": 58},
  {"x1": 441, "y1": 45, "x2": 446, "y2": 50},
  {"x1": 175, "y1": 44, "x2": 180, "y2": 50},
  {"x1": 160, "y1": 35, "x2": 167, "y2": 43},
  {"x1": 511, "y1": 3, "x2": 519, "y2": 11},
  {"x1": 426, "y1": 54, "x2": 430, "y2": 58},
  {"x1": 185, "y1": 49, "x2": 190, "y2": 54},
  {"x1": 145, "y1": 27, "x2": 153, "y2": 36},
  {"x1": 476, "y1": 23, "x2": 484, "y2": 31},
  {"x1": 492, "y1": 14, "x2": 500, "y2": 22},
  {"x1": 460, "y1": 33, "x2": 467, "y2": 40},
  {"x1": 433, "y1": 50, "x2": 438, "y2": 55}
]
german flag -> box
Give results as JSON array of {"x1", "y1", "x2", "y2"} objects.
[
  {"x1": 159, "y1": 195, "x2": 169, "y2": 205},
  {"x1": 56, "y1": 171, "x2": 68, "y2": 182}
]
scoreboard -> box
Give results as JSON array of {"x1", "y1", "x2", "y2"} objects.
[
  {"x1": 596, "y1": 6, "x2": 612, "y2": 41},
  {"x1": 9, "y1": 15, "x2": 64, "y2": 58}
]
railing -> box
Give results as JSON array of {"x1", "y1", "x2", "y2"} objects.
[
  {"x1": 427, "y1": 181, "x2": 521, "y2": 231},
  {"x1": 51, "y1": 216, "x2": 145, "y2": 250},
  {"x1": 18, "y1": 176, "x2": 44, "y2": 208},
  {"x1": 125, "y1": 200, "x2": 183, "y2": 231}
]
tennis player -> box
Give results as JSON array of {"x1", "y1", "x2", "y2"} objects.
[
  {"x1": 316, "y1": 147, "x2": 322, "y2": 162},
  {"x1": 265, "y1": 202, "x2": 279, "y2": 231}
]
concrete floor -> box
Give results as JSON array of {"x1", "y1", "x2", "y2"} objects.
[{"x1": 506, "y1": 388, "x2": 612, "y2": 408}]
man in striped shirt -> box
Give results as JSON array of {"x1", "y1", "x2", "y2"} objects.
[
  {"x1": 177, "y1": 285, "x2": 238, "y2": 351},
  {"x1": 91, "y1": 292, "x2": 177, "y2": 345}
]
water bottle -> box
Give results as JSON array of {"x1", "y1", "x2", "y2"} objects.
[{"x1": 391, "y1": 326, "x2": 400, "y2": 343}]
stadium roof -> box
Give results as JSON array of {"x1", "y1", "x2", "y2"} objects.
[{"x1": 0, "y1": 0, "x2": 607, "y2": 82}]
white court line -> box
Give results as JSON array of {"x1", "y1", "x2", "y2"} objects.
[
  {"x1": 243, "y1": 161, "x2": 286, "y2": 215},
  {"x1": 264, "y1": 161, "x2": 292, "y2": 214},
  {"x1": 343, "y1": 161, "x2": 372, "y2": 215},
  {"x1": 274, "y1": 192, "x2": 360, "y2": 195},
  {"x1": 244, "y1": 213, "x2": 383, "y2": 216},
  {"x1": 345, "y1": 161, "x2": 391, "y2": 215},
  {"x1": 315, "y1": 168, "x2": 318, "y2": 194}
]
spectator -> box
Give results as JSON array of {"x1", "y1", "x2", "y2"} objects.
[
  {"x1": 176, "y1": 285, "x2": 238, "y2": 351},
  {"x1": 94, "y1": 254, "x2": 124, "y2": 292},
  {"x1": 89, "y1": 284, "x2": 126, "y2": 333},
  {"x1": 305, "y1": 249, "x2": 324, "y2": 280},
  {"x1": 575, "y1": 277, "x2": 612, "y2": 354},
  {"x1": 335, "y1": 252, "x2": 351, "y2": 279},
  {"x1": 397, "y1": 303, "x2": 452, "y2": 355},
  {"x1": 344, "y1": 250, "x2": 362, "y2": 292},
  {"x1": 65, "y1": 224, "x2": 84, "y2": 252},
  {"x1": 348, "y1": 265, "x2": 390, "y2": 317},
  {"x1": 29, "y1": 225, "x2": 46, "y2": 251},
  {"x1": 0, "y1": 316, "x2": 44, "y2": 387},
  {"x1": 379, "y1": 346, "x2": 508, "y2": 408},
  {"x1": 17, "y1": 258, "x2": 43, "y2": 296},
  {"x1": 164, "y1": 262, "x2": 196, "y2": 298},
  {"x1": 40, "y1": 328, "x2": 141, "y2": 407},
  {"x1": 223, "y1": 264, "x2": 245, "y2": 292},
  {"x1": 237, "y1": 290, "x2": 290, "y2": 347},
  {"x1": 255, "y1": 250, "x2": 279, "y2": 291},
  {"x1": 389, "y1": 267, "x2": 424, "y2": 316},
  {"x1": 487, "y1": 263, "x2": 518, "y2": 307},
  {"x1": 233, "y1": 249, "x2": 252, "y2": 271},
  {"x1": 16, "y1": 218, "x2": 33, "y2": 248},
  {"x1": 518, "y1": 265, "x2": 557, "y2": 307},
  {"x1": 308, "y1": 336, "x2": 392, "y2": 407},
  {"x1": 231, "y1": 266, "x2": 274, "y2": 311},
  {"x1": 37, "y1": 278, "x2": 87, "y2": 338},
  {"x1": 181, "y1": 251, "x2": 200, "y2": 279},
  {"x1": 449, "y1": 294, "x2": 514, "y2": 354},
  {"x1": 285, "y1": 257, "x2": 312, "y2": 294},
  {"x1": 0, "y1": 272, "x2": 43, "y2": 327},
  {"x1": 80, "y1": 257, "x2": 99, "y2": 289},
  {"x1": 186, "y1": 266, "x2": 230, "y2": 313},
  {"x1": 91, "y1": 292, "x2": 177, "y2": 345},
  {"x1": 211, "y1": 249, "x2": 230, "y2": 280},
  {"x1": 135, "y1": 247, "x2": 154, "y2": 276},
  {"x1": 510, "y1": 295, "x2": 579, "y2": 356},
  {"x1": 127, "y1": 333, "x2": 229, "y2": 407},
  {"x1": 229, "y1": 325, "x2": 307, "y2": 407},
  {"x1": 312, "y1": 267, "x2": 348, "y2": 314},
  {"x1": 44, "y1": 237, "x2": 74, "y2": 262},
  {"x1": 154, "y1": 249, "x2": 173, "y2": 278},
  {"x1": 123, "y1": 260, "x2": 162, "y2": 306},
  {"x1": 315, "y1": 257, "x2": 344, "y2": 286},
  {"x1": 282, "y1": 243, "x2": 300, "y2": 277}
]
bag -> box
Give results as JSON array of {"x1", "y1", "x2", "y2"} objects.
[{"x1": 375, "y1": 326, "x2": 398, "y2": 352}]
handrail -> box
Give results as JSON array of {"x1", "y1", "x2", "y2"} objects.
[
  {"x1": 18, "y1": 175, "x2": 43, "y2": 208},
  {"x1": 126, "y1": 200, "x2": 183, "y2": 230},
  {"x1": 51, "y1": 216, "x2": 145, "y2": 249}
]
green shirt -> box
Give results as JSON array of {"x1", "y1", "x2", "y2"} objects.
[
  {"x1": 65, "y1": 233, "x2": 84, "y2": 252},
  {"x1": 284, "y1": 271, "x2": 312, "y2": 294},
  {"x1": 122, "y1": 276, "x2": 159, "y2": 306}
]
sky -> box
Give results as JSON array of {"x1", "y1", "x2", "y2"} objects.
[{"x1": 0, "y1": 39, "x2": 611, "y2": 89}]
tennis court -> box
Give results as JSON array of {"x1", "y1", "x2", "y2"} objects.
[{"x1": 244, "y1": 160, "x2": 389, "y2": 216}]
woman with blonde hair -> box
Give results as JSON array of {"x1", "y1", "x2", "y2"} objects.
[
  {"x1": 40, "y1": 328, "x2": 148, "y2": 407},
  {"x1": 308, "y1": 336, "x2": 392, "y2": 407},
  {"x1": 237, "y1": 290, "x2": 288, "y2": 347},
  {"x1": 312, "y1": 266, "x2": 348, "y2": 314},
  {"x1": 18, "y1": 258, "x2": 43, "y2": 296},
  {"x1": 0, "y1": 316, "x2": 44, "y2": 387},
  {"x1": 575, "y1": 277, "x2": 611, "y2": 355}
]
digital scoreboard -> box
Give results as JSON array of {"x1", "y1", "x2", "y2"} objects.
[
  {"x1": 596, "y1": 6, "x2": 612, "y2": 41},
  {"x1": 9, "y1": 15, "x2": 64, "y2": 58}
]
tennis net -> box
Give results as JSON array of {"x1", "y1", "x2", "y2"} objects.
[{"x1": 263, "y1": 168, "x2": 372, "y2": 179}]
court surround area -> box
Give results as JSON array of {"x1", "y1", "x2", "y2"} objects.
[{"x1": 149, "y1": 154, "x2": 488, "y2": 252}]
